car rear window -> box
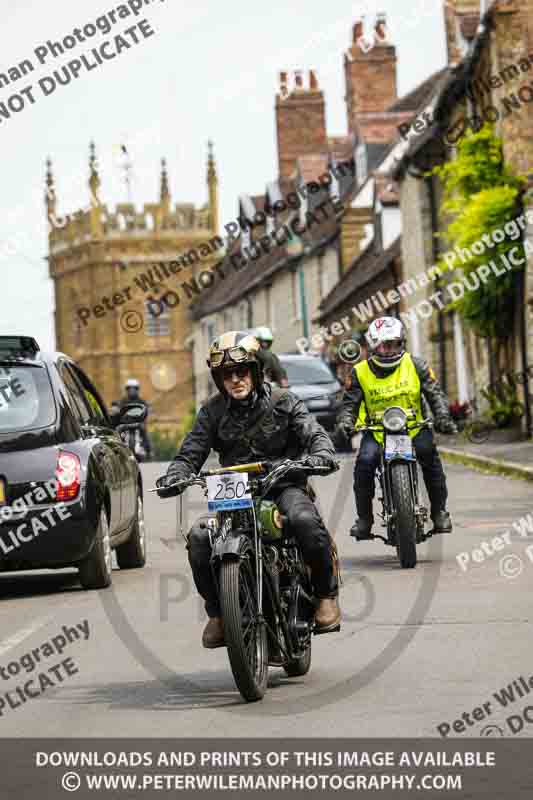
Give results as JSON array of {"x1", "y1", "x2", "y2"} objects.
[
  {"x1": 280, "y1": 359, "x2": 335, "y2": 385},
  {"x1": 0, "y1": 364, "x2": 56, "y2": 432}
]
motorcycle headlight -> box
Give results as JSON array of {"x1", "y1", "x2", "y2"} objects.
[{"x1": 383, "y1": 406, "x2": 407, "y2": 433}]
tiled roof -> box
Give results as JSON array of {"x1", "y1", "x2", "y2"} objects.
[
  {"x1": 367, "y1": 143, "x2": 391, "y2": 171},
  {"x1": 387, "y1": 68, "x2": 449, "y2": 113},
  {"x1": 317, "y1": 236, "x2": 401, "y2": 320},
  {"x1": 191, "y1": 209, "x2": 341, "y2": 319}
]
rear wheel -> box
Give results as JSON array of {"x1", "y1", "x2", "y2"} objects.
[
  {"x1": 390, "y1": 463, "x2": 417, "y2": 569},
  {"x1": 79, "y1": 507, "x2": 112, "y2": 589},
  {"x1": 220, "y1": 553, "x2": 268, "y2": 702},
  {"x1": 116, "y1": 492, "x2": 147, "y2": 569}
]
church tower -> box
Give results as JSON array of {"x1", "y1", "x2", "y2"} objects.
[{"x1": 47, "y1": 142, "x2": 220, "y2": 435}]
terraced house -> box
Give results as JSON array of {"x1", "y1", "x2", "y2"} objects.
[
  {"x1": 393, "y1": 0, "x2": 533, "y2": 435},
  {"x1": 190, "y1": 15, "x2": 433, "y2": 403}
]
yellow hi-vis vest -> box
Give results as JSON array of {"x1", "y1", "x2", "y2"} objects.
[{"x1": 354, "y1": 354, "x2": 423, "y2": 444}]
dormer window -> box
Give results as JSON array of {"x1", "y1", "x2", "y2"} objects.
[
  {"x1": 241, "y1": 226, "x2": 251, "y2": 252},
  {"x1": 356, "y1": 144, "x2": 367, "y2": 185}
]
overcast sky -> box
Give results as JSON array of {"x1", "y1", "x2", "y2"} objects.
[{"x1": 0, "y1": 0, "x2": 447, "y2": 351}]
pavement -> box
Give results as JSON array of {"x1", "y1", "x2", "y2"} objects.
[
  {"x1": 437, "y1": 434, "x2": 533, "y2": 482},
  {"x1": 0, "y1": 458, "x2": 532, "y2": 738}
]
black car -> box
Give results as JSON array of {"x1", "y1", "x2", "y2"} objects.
[
  {"x1": 0, "y1": 336, "x2": 146, "y2": 590},
  {"x1": 278, "y1": 353, "x2": 343, "y2": 431}
]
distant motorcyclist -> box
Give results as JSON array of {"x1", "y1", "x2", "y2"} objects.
[
  {"x1": 158, "y1": 331, "x2": 341, "y2": 648},
  {"x1": 254, "y1": 326, "x2": 289, "y2": 387},
  {"x1": 335, "y1": 317, "x2": 457, "y2": 540},
  {"x1": 119, "y1": 378, "x2": 152, "y2": 459}
]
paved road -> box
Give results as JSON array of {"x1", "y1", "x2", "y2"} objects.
[{"x1": 1, "y1": 458, "x2": 532, "y2": 738}]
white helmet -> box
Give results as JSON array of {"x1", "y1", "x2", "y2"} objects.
[
  {"x1": 125, "y1": 378, "x2": 140, "y2": 389},
  {"x1": 365, "y1": 317, "x2": 406, "y2": 369}
]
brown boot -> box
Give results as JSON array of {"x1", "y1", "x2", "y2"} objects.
[
  {"x1": 202, "y1": 616, "x2": 225, "y2": 649},
  {"x1": 315, "y1": 598, "x2": 341, "y2": 633}
]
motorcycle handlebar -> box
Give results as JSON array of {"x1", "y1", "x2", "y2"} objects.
[
  {"x1": 356, "y1": 417, "x2": 433, "y2": 433},
  {"x1": 151, "y1": 458, "x2": 337, "y2": 496}
]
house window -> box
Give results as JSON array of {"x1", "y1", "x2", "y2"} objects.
[
  {"x1": 223, "y1": 310, "x2": 233, "y2": 331},
  {"x1": 205, "y1": 320, "x2": 216, "y2": 346},
  {"x1": 356, "y1": 144, "x2": 367, "y2": 185},
  {"x1": 265, "y1": 284, "x2": 275, "y2": 330},
  {"x1": 145, "y1": 299, "x2": 170, "y2": 336},
  {"x1": 237, "y1": 301, "x2": 249, "y2": 329},
  {"x1": 241, "y1": 227, "x2": 251, "y2": 253},
  {"x1": 291, "y1": 270, "x2": 302, "y2": 320},
  {"x1": 318, "y1": 257, "x2": 329, "y2": 300}
]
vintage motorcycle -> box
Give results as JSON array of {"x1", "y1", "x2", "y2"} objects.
[
  {"x1": 357, "y1": 406, "x2": 433, "y2": 569},
  {"x1": 122, "y1": 426, "x2": 148, "y2": 462},
  {"x1": 111, "y1": 402, "x2": 149, "y2": 462},
  {"x1": 153, "y1": 457, "x2": 338, "y2": 703}
]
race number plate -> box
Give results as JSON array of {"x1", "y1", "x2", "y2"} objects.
[
  {"x1": 206, "y1": 473, "x2": 253, "y2": 512},
  {"x1": 384, "y1": 434, "x2": 413, "y2": 460}
]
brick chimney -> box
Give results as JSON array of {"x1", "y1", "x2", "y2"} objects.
[
  {"x1": 443, "y1": 0, "x2": 481, "y2": 66},
  {"x1": 344, "y1": 13, "x2": 398, "y2": 137},
  {"x1": 276, "y1": 70, "x2": 327, "y2": 179}
]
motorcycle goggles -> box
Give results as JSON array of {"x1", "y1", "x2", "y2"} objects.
[{"x1": 208, "y1": 345, "x2": 251, "y2": 369}]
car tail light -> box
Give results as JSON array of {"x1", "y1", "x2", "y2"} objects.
[{"x1": 55, "y1": 451, "x2": 81, "y2": 501}]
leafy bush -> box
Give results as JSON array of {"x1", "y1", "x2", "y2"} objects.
[
  {"x1": 432, "y1": 124, "x2": 527, "y2": 340},
  {"x1": 480, "y1": 383, "x2": 524, "y2": 429}
]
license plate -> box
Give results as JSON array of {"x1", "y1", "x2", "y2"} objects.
[
  {"x1": 0, "y1": 479, "x2": 5, "y2": 505},
  {"x1": 206, "y1": 473, "x2": 253, "y2": 512},
  {"x1": 385, "y1": 434, "x2": 413, "y2": 460}
]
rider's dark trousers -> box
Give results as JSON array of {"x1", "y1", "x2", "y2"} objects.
[
  {"x1": 354, "y1": 429, "x2": 448, "y2": 521},
  {"x1": 187, "y1": 486, "x2": 338, "y2": 618}
]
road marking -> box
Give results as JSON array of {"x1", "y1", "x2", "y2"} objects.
[{"x1": 0, "y1": 615, "x2": 52, "y2": 658}]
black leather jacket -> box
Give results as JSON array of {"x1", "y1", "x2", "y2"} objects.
[
  {"x1": 338, "y1": 356, "x2": 451, "y2": 428},
  {"x1": 169, "y1": 383, "x2": 335, "y2": 483}
]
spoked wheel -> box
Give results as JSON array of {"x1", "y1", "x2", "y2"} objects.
[
  {"x1": 390, "y1": 463, "x2": 417, "y2": 569},
  {"x1": 466, "y1": 420, "x2": 492, "y2": 444},
  {"x1": 220, "y1": 552, "x2": 268, "y2": 702}
]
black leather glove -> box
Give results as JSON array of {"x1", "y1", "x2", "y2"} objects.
[
  {"x1": 156, "y1": 462, "x2": 190, "y2": 498},
  {"x1": 304, "y1": 455, "x2": 339, "y2": 473},
  {"x1": 435, "y1": 416, "x2": 458, "y2": 435},
  {"x1": 334, "y1": 419, "x2": 353, "y2": 445}
]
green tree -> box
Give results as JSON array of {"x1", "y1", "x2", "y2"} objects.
[{"x1": 432, "y1": 124, "x2": 527, "y2": 373}]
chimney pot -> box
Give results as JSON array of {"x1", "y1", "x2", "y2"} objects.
[
  {"x1": 309, "y1": 69, "x2": 319, "y2": 90},
  {"x1": 353, "y1": 17, "x2": 365, "y2": 42},
  {"x1": 375, "y1": 13, "x2": 387, "y2": 42},
  {"x1": 294, "y1": 70, "x2": 303, "y2": 88}
]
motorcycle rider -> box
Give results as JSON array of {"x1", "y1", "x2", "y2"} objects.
[
  {"x1": 119, "y1": 378, "x2": 152, "y2": 459},
  {"x1": 158, "y1": 331, "x2": 341, "y2": 648},
  {"x1": 254, "y1": 326, "x2": 289, "y2": 387},
  {"x1": 335, "y1": 317, "x2": 458, "y2": 540}
]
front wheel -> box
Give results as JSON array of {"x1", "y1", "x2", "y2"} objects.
[
  {"x1": 220, "y1": 554, "x2": 268, "y2": 702},
  {"x1": 390, "y1": 463, "x2": 417, "y2": 569}
]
